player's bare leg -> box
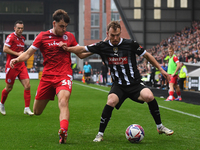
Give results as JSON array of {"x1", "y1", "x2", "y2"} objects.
[
  {"x1": 33, "y1": 99, "x2": 50, "y2": 115},
  {"x1": 57, "y1": 90, "x2": 70, "y2": 144}
]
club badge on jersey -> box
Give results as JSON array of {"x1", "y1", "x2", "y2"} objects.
[
  {"x1": 63, "y1": 35, "x2": 68, "y2": 40},
  {"x1": 113, "y1": 47, "x2": 118, "y2": 56}
]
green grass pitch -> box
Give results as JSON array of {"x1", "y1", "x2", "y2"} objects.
[{"x1": 0, "y1": 79, "x2": 199, "y2": 150}]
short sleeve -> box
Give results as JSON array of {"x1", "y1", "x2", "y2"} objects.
[
  {"x1": 31, "y1": 32, "x2": 43, "y2": 50},
  {"x1": 131, "y1": 40, "x2": 145, "y2": 56},
  {"x1": 173, "y1": 56, "x2": 179, "y2": 63},
  {"x1": 86, "y1": 41, "x2": 103, "y2": 54},
  {"x1": 4, "y1": 34, "x2": 13, "y2": 47}
]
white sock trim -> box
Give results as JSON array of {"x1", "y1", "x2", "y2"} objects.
[
  {"x1": 98, "y1": 132, "x2": 104, "y2": 136},
  {"x1": 157, "y1": 124, "x2": 163, "y2": 129}
]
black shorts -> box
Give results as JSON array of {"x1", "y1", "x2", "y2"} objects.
[
  {"x1": 109, "y1": 82, "x2": 147, "y2": 110},
  {"x1": 84, "y1": 73, "x2": 91, "y2": 77}
]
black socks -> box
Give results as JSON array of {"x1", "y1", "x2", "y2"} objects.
[
  {"x1": 99, "y1": 104, "x2": 114, "y2": 133},
  {"x1": 147, "y1": 99, "x2": 162, "y2": 125}
]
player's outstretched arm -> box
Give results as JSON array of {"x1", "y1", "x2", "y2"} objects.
[
  {"x1": 76, "y1": 52, "x2": 93, "y2": 59},
  {"x1": 59, "y1": 41, "x2": 87, "y2": 53},
  {"x1": 59, "y1": 41, "x2": 92, "y2": 59},
  {"x1": 66, "y1": 46, "x2": 87, "y2": 54},
  {"x1": 143, "y1": 52, "x2": 170, "y2": 82},
  {"x1": 10, "y1": 47, "x2": 36, "y2": 68}
]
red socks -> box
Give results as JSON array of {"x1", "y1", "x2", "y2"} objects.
[
  {"x1": 24, "y1": 90, "x2": 31, "y2": 107},
  {"x1": 169, "y1": 91, "x2": 174, "y2": 96},
  {"x1": 60, "y1": 119, "x2": 69, "y2": 131},
  {"x1": 1, "y1": 89, "x2": 8, "y2": 104},
  {"x1": 1, "y1": 89, "x2": 31, "y2": 107},
  {"x1": 176, "y1": 91, "x2": 181, "y2": 96}
]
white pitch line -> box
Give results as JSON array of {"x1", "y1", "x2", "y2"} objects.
[
  {"x1": 158, "y1": 105, "x2": 200, "y2": 119},
  {"x1": 74, "y1": 82, "x2": 109, "y2": 93},
  {"x1": 73, "y1": 82, "x2": 200, "y2": 119}
]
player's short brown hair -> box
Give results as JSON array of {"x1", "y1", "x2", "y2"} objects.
[
  {"x1": 168, "y1": 46, "x2": 174, "y2": 51},
  {"x1": 107, "y1": 21, "x2": 121, "y2": 31},
  {"x1": 52, "y1": 9, "x2": 70, "y2": 23},
  {"x1": 14, "y1": 20, "x2": 23, "y2": 27}
]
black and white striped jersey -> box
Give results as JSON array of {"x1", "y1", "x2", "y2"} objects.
[{"x1": 85, "y1": 38, "x2": 146, "y2": 86}]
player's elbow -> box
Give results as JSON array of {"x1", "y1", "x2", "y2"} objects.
[
  {"x1": 3, "y1": 48, "x2": 8, "y2": 53},
  {"x1": 77, "y1": 55, "x2": 86, "y2": 59}
]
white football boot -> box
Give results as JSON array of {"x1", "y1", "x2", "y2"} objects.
[
  {"x1": 0, "y1": 103, "x2": 6, "y2": 115},
  {"x1": 93, "y1": 134, "x2": 103, "y2": 142},
  {"x1": 157, "y1": 125, "x2": 174, "y2": 136},
  {"x1": 24, "y1": 107, "x2": 34, "y2": 116}
]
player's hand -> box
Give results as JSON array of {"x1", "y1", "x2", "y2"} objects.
[
  {"x1": 10, "y1": 58, "x2": 19, "y2": 68},
  {"x1": 161, "y1": 70, "x2": 170, "y2": 82},
  {"x1": 172, "y1": 73, "x2": 175, "y2": 77},
  {"x1": 59, "y1": 41, "x2": 68, "y2": 50}
]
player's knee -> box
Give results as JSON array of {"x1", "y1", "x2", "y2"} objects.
[
  {"x1": 107, "y1": 98, "x2": 118, "y2": 107},
  {"x1": 59, "y1": 99, "x2": 69, "y2": 108},
  {"x1": 33, "y1": 106, "x2": 42, "y2": 115},
  {"x1": 5, "y1": 86, "x2": 12, "y2": 92},
  {"x1": 145, "y1": 94, "x2": 154, "y2": 103},
  {"x1": 24, "y1": 84, "x2": 31, "y2": 90},
  {"x1": 107, "y1": 94, "x2": 119, "y2": 107},
  {"x1": 33, "y1": 109, "x2": 42, "y2": 115}
]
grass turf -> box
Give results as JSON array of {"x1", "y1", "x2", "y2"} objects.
[{"x1": 0, "y1": 79, "x2": 200, "y2": 150}]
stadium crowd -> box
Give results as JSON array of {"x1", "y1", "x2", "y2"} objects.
[{"x1": 137, "y1": 21, "x2": 200, "y2": 76}]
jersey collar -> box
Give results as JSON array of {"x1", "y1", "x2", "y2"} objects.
[
  {"x1": 108, "y1": 38, "x2": 123, "y2": 46},
  {"x1": 49, "y1": 29, "x2": 56, "y2": 35},
  {"x1": 14, "y1": 32, "x2": 22, "y2": 38}
]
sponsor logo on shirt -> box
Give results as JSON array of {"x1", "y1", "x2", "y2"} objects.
[
  {"x1": 48, "y1": 41, "x2": 59, "y2": 46},
  {"x1": 137, "y1": 45, "x2": 143, "y2": 51},
  {"x1": 108, "y1": 56, "x2": 128, "y2": 65},
  {"x1": 17, "y1": 44, "x2": 24, "y2": 47}
]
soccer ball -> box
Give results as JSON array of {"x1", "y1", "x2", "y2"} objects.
[{"x1": 125, "y1": 124, "x2": 145, "y2": 143}]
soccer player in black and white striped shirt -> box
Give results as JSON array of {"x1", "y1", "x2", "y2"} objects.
[{"x1": 62, "y1": 21, "x2": 174, "y2": 142}]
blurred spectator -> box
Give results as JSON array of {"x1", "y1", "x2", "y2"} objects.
[
  {"x1": 178, "y1": 62, "x2": 188, "y2": 90},
  {"x1": 101, "y1": 62, "x2": 108, "y2": 85},
  {"x1": 83, "y1": 61, "x2": 93, "y2": 84},
  {"x1": 161, "y1": 61, "x2": 168, "y2": 88}
]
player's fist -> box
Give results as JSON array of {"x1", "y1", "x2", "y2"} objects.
[
  {"x1": 10, "y1": 58, "x2": 19, "y2": 68},
  {"x1": 59, "y1": 41, "x2": 67, "y2": 50}
]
